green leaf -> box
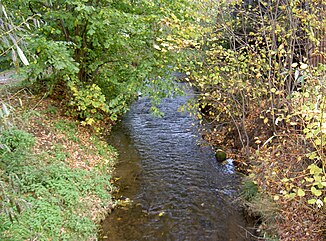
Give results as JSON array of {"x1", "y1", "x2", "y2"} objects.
[
  {"x1": 285, "y1": 192, "x2": 296, "y2": 199},
  {"x1": 311, "y1": 186, "x2": 322, "y2": 197},
  {"x1": 297, "y1": 188, "x2": 305, "y2": 197},
  {"x1": 15, "y1": 44, "x2": 29, "y2": 66},
  {"x1": 308, "y1": 198, "x2": 317, "y2": 204},
  {"x1": 308, "y1": 164, "x2": 322, "y2": 175},
  {"x1": 305, "y1": 177, "x2": 314, "y2": 182}
]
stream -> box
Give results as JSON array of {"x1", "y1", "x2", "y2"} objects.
[{"x1": 101, "y1": 84, "x2": 253, "y2": 240}]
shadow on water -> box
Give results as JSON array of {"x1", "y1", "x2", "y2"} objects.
[{"x1": 101, "y1": 85, "x2": 255, "y2": 241}]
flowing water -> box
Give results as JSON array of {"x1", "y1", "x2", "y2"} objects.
[{"x1": 101, "y1": 85, "x2": 252, "y2": 241}]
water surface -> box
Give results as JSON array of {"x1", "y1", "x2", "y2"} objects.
[{"x1": 101, "y1": 86, "x2": 252, "y2": 240}]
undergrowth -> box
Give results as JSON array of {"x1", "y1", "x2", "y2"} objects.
[{"x1": 0, "y1": 90, "x2": 117, "y2": 240}]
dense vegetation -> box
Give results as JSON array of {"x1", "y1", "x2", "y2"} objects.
[
  {"x1": 182, "y1": 0, "x2": 325, "y2": 239},
  {"x1": 0, "y1": 0, "x2": 204, "y2": 240},
  {"x1": 0, "y1": 93, "x2": 117, "y2": 240},
  {"x1": 1, "y1": 0, "x2": 203, "y2": 122},
  {"x1": 1, "y1": 0, "x2": 325, "y2": 240}
]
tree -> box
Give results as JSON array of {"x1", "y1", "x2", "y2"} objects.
[
  {"x1": 183, "y1": 0, "x2": 326, "y2": 239},
  {"x1": 2, "y1": 0, "x2": 204, "y2": 123}
]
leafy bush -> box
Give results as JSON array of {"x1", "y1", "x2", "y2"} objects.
[
  {"x1": 24, "y1": 38, "x2": 79, "y2": 92},
  {"x1": 242, "y1": 180, "x2": 258, "y2": 202},
  {"x1": 0, "y1": 128, "x2": 35, "y2": 174},
  {"x1": 67, "y1": 81, "x2": 127, "y2": 125}
]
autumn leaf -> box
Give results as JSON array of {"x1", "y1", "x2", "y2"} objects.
[{"x1": 297, "y1": 188, "x2": 305, "y2": 197}]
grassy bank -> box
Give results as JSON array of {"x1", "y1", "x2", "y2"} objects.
[{"x1": 0, "y1": 86, "x2": 117, "y2": 240}]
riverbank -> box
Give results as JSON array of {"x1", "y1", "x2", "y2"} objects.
[
  {"x1": 183, "y1": 1, "x2": 326, "y2": 237},
  {"x1": 199, "y1": 104, "x2": 326, "y2": 240},
  {"x1": 0, "y1": 84, "x2": 117, "y2": 240}
]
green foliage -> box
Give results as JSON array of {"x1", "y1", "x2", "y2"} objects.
[
  {"x1": 2, "y1": 0, "x2": 203, "y2": 123},
  {"x1": 0, "y1": 174, "x2": 30, "y2": 225},
  {"x1": 276, "y1": 71, "x2": 326, "y2": 207},
  {"x1": 54, "y1": 119, "x2": 77, "y2": 133},
  {"x1": 0, "y1": 128, "x2": 35, "y2": 153},
  {"x1": 0, "y1": 2, "x2": 36, "y2": 69},
  {"x1": 0, "y1": 140, "x2": 114, "y2": 240},
  {"x1": 279, "y1": 163, "x2": 326, "y2": 207},
  {"x1": 24, "y1": 38, "x2": 79, "y2": 90},
  {"x1": 0, "y1": 126, "x2": 35, "y2": 232},
  {"x1": 0, "y1": 103, "x2": 115, "y2": 240},
  {"x1": 53, "y1": 119, "x2": 79, "y2": 142},
  {"x1": 68, "y1": 81, "x2": 126, "y2": 124},
  {"x1": 0, "y1": 129, "x2": 35, "y2": 185},
  {"x1": 242, "y1": 180, "x2": 258, "y2": 202},
  {"x1": 184, "y1": 0, "x2": 326, "y2": 148}
]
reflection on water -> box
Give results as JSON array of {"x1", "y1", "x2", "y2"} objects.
[{"x1": 101, "y1": 86, "x2": 252, "y2": 241}]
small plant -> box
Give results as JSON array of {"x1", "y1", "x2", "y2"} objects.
[
  {"x1": 0, "y1": 174, "x2": 30, "y2": 224},
  {"x1": 1, "y1": 154, "x2": 114, "y2": 240},
  {"x1": 52, "y1": 144, "x2": 71, "y2": 162},
  {"x1": 242, "y1": 179, "x2": 258, "y2": 202},
  {"x1": 46, "y1": 105, "x2": 58, "y2": 115},
  {"x1": 68, "y1": 81, "x2": 111, "y2": 125},
  {"x1": 0, "y1": 128, "x2": 34, "y2": 153},
  {"x1": 51, "y1": 119, "x2": 79, "y2": 142}
]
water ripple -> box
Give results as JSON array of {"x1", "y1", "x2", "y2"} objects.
[{"x1": 102, "y1": 86, "x2": 251, "y2": 241}]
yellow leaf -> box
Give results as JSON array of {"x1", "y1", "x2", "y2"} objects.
[
  {"x1": 86, "y1": 117, "x2": 95, "y2": 125},
  {"x1": 311, "y1": 186, "x2": 322, "y2": 197},
  {"x1": 278, "y1": 43, "x2": 284, "y2": 50},
  {"x1": 297, "y1": 188, "x2": 305, "y2": 197},
  {"x1": 308, "y1": 198, "x2": 316, "y2": 204},
  {"x1": 264, "y1": 118, "x2": 268, "y2": 124}
]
